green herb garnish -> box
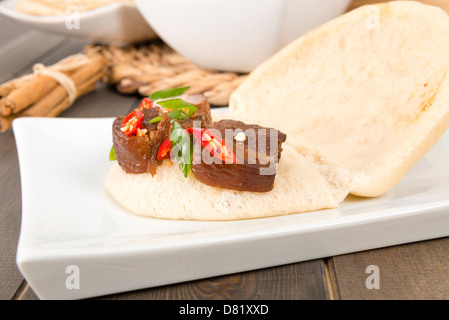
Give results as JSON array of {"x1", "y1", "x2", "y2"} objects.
[
  {"x1": 148, "y1": 87, "x2": 198, "y2": 124},
  {"x1": 150, "y1": 86, "x2": 190, "y2": 100},
  {"x1": 170, "y1": 121, "x2": 193, "y2": 178}
]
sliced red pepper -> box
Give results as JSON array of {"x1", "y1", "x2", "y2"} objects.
[
  {"x1": 139, "y1": 97, "x2": 153, "y2": 110},
  {"x1": 121, "y1": 110, "x2": 144, "y2": 136},
  {"x1": 187, "y1": 127, "x2": 238, "y2": 164},
  {"x1": 157, "y1": 137, "x2": 172, "y2": 161}
]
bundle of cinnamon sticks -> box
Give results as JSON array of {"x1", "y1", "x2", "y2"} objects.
[{"x1": 0, "y1": 50, "x2": 107, "y2": 132}]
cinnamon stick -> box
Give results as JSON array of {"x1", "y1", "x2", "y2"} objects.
[
  {"x1": 0, "y1": 52, "x2": 107, "y2": 132},
  {"x1": 0, "y1": 79, "x2": 97, "y2": 132},
  {"x1": 0, "y1": 113, "x2": 19, "y2": 133},
  {"x1": 0, "y1": 82, "x2": 16, "y2": 98},
  {"x1": 0, "y1": 74, "x2": 60, "y2": 116},
  {"x1": 22, "y1": 67, "x2": 105, "y2": 118},
  {"x1": 21, "y1": 53, "x2": 106, "y2": 115},
  {"x1": 45, "y1": 84, "x2": 96, "y2": 118},
  {"x1": 0, "y1": 51, "x2": 106, "y2": 117}
]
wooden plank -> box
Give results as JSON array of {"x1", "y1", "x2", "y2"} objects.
[
  {"x1": 0, "y1": 130, "x2": 24, "y2": 300},
  {"x1": 95, "y1": 261, "x2": 331, "y2": 300},
  {"x1": 328, "y1": 238, "x2": 449, "y2": 300},
  {"x1": 12, "y1": 282, "x2": 39, "y2": 300}
]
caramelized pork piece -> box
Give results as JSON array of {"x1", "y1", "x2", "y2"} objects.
[
  {"x1": 191, "y1": 120, "x2": 287, "y2": 192},
  {"x1": 113, "y1": 93, "x2": 212, "y2": 175},
  {"x1": 113, "y1": 113, "x2": 171, "y2": 175}
]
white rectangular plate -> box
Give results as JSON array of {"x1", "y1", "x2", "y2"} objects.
[{"x1": 13, "y1": 115, "x2": 449, "y2": 300}]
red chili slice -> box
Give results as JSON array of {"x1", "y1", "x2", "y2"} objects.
[
  {"x1": 157, "y1": 137, "x2": 172, "y2": 161},
  {"x1": 139, "y1": 97, "x2": 153, "y2": 110},
  {"x1": 121, "y1": 110, "x2": 144, "y2": 136},
  {"x1": 188, "y1": 127, "x2": 238, "y2": 164}
]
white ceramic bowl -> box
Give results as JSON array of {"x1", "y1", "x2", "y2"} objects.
[
  {"x1": 135, "y1": 0, "x2": 352, "y2": 72},
  {"x1": 0, "y1": 0, "x2": 157, "y2": 45}
]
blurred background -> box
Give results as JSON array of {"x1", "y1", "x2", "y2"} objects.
[{"x1": 1, "y1": 0, "x2": 448, "y2": 117}]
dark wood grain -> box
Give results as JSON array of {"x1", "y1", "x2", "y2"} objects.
[
  {"x1": 11, "y1": 281, "x2": 38, "y2": 300},
  {"x1": 328, "y1": 238, "x2": 449, "y2": 300},
  {"x1": 0, "y1": 130, "x2": 23, "y2": 300},
  {"x1": 96, "y1": 261, "x2": 331, "y2": 300}
]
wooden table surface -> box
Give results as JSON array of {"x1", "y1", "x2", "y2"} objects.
[{"x1": 1, "y1": 0, "x2": 449, "y2": 301}]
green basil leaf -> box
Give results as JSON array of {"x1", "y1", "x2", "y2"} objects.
[
  {"x1": 158, "y1": 99, "x2": 196, "y2": 110},
  {"x1": 150, "y1": 86, "x2": 190, "y2": 100},
  {"x1": 109, "y1": 145, "x2": 116, "y2": 161}
]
